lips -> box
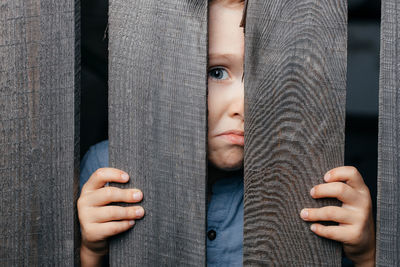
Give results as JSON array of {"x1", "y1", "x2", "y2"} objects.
[
  {"x1": 218, "y1": 130, "x2": 244, "y2": 136},
  {"x1": 217, "y1": 130, "x2": 244, "y2": 146}
]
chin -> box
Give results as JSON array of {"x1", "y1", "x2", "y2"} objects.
[
  {"x1": 208, "y1": 144, "x2": 244, "y2": 170},
  {"x1": 211, "y1": 153, "x2": 243, "y2": 171},
  {"x1": 220, "y1": 163, "x2": 243, "y2": 171}
]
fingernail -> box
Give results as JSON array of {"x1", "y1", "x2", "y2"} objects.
[
  {"x1": 129, "y1": 220, "x2": 135, "y2": 226},
  {"x1": 310, "y1": 224, "x2": 316, "y2": 231},
  {"x1": 310, "y1": 187, "x2": 315, "y2": 196},
  {"x1": 121, "y1": 173, "x2": 129, "y2": 181},
  {"x1": 136, "y1": 208, "x2": 144, "y2": 216},
  {"x1": 324, "y1": 172, "x2": 331, "y2": 182},
  {"x1": 300, "y1": 209, "x2": 308, "y2": 219},
  {"x1": 133, "y1": 191, "x2": 142, "y2": 201}
]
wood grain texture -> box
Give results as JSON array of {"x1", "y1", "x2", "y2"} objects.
[
  {"x1": 108, "y1": 0, "x2": 207, "y2": 265},
  {"x1": 376, "y1": 0, "x2": 400, "y2": 266},
  {"x1": 243, "y1": 0, "x2": 347, "y2": 265},
  {"x1": 0, "y1": 0, "x2": 80, "y2": 265}
]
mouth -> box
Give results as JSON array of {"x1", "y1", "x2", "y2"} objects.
[{"x1": 216, "y1": 130, "x2": 244, "y2": 146}]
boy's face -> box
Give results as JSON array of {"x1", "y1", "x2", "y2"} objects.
[{"x1": 208, "y1": 2, "x2": 244, "y2": 171}]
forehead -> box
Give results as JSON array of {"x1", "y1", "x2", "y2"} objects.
[{"x1": 208, "y1": 3, "x2": 244, "y2": 59}]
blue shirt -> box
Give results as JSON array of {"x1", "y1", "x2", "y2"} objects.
[{"x1": 80, "y1": 140, "x2": 244, "y2": 266}]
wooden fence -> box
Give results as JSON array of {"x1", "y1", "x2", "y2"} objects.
[
  {"x1": 0, "y1": 0, "x2": 398, "y2": 266},
  {"x1": 0, "y1": 0, "x2": 80, "y2": 266},
  {"x1": 376, "y1": 0, "x2": 400, "y2": 265}
]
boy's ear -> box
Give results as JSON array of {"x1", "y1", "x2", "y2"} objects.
[{"x1": 239, "y1": 0, "x2": 248, "y2": 32}]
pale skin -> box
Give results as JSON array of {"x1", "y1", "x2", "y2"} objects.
[
  {"x1": 302, "y1": 166, "x2": 376, "y2": 266},
  {"x1": 78, "y1": 1, "x2": 375, "y2": 266}
]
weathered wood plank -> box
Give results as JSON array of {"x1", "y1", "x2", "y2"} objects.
[
  {"x1": 108, "y1": 0, "x2": 207, "y2": 265},
  {"x1": 243, "y1": 0, "x2": 347, "y2": 265},
  {"x1": 376, "y1": 0, "x2": 400, "y2": 266},
  {"x1": 0, "y1": 0, "x2": 80, "y2": 266}
]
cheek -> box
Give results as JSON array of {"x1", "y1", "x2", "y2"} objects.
[{"x1": 207, "y1": 85, "x2": 225, "y2": 127}]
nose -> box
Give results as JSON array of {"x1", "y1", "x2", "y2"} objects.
[{"x1": 228, "y1": 79, "x2": 244, "y2": 120}]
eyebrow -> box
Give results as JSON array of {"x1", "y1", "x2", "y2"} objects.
[{"x1": 208, "y1": 53, "x2": 244, "y2": 62}]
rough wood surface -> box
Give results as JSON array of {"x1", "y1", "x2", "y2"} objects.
[
  {"x1": 0, "y1": 0, "x2": 80, "y2": 265},
  {"x1": 376, "y1": 0, "x2": 400, "y2": 265},
  {"x1": 108, "y1": 0, "x2": 207, "y2": 265},
  {"x1": 243, "y1": 0, "x2": 347, "y2": 265}
]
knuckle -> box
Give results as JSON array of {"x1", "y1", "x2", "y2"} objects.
[
  {"x1": 127, "y1": 190, "x2": 134, "y2": 200},
  {"x1": 81, "y1": 227, "x2": 89, "y2": 239},
  {"x1": 83, "y1": 228, "x2": 96, "y2": 243},
  {"x1": 359, "y1": 197, "x2": 371, "y2": 211},
  {"x1": 113, "y1": 208, "x2": 131, "y2": 220},
  {"x1": 361, "y1": 186, "x2": 371, "y2": 198},
  {"x1": 125, "y1": 208, "x2": 133, "y2": 218},
  {"x1": 358, "y1": 206, "x2": 370, "y2": 221},
  {"x1": 87, "y1": 230, "x2": 96, "y2": 241},
  {"x1": 352, "y1": 227, "x2": 363, "y2": 243},
  {"x1": 348, "y1": 166, "x2": 358, "y2": 177},
  {"x1": 81, "y1": 184, "x2": 88, "y2": 193},
  {"x1": 337, "y1": 183, "x2": 346, "y2": 195},
  {"x1": 95, "y1": 168, "x2": 106, "y2": 178},
  {"x1": 79, "y1": 217, "x2": 87, "y2": 229},
  {"x1": 323, "y1": 207, "x2": 333, "y2": 217},
  {"x1": 77, "y1": 197, "x2": 84, "y2": 209},
  {"x1": 104, "y1": 187, "x2": 115, "y2": 199},
  {"x1": 77, "y1": 197, "x2": 88, "y2": 211},
  {"x1": 110, "y1": 208, "x2": 121, "y2": 219},
  {"x1": 365, "y1": 185, "x2": 371, "y2": 195},
  {"x1": 79, "y1": 208, "x2": 91, "y2": 223},
  {"x1": 109, "y1": 208, "x2": 118, "y2": 219}
]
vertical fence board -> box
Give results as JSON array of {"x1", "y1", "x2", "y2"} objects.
[
  {"x1": 108, "y1": 0, "x2": 207, "y2": 265},
  {"x1": 0, "y1": 0, "x2": 80, "y2": 266},
  {"x1": 376, "y1": 0, "x2": 400, "y2": 266},
  {"x1": 243, "y1": 0, "x2": 347, "y2": 265}
]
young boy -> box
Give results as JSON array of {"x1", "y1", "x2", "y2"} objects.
[{"x1": 78, "y1": 0, "x2": 376, "y2": 266}]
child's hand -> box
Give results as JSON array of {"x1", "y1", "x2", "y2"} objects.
[
  {"x1": 300, "y1": 166, "x2": 375, "y2": 266},
  {"x1": 78, "y1": 168, "x2": 144, "y2": 266}
]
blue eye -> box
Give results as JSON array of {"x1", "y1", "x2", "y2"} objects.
[{"x1": 208, "y1": 67, "x2": 229, "y2": 81}]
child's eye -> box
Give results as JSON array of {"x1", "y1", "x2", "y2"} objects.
[{"x1": 208, "y1": 67, "x2": 229, "y2": 81}]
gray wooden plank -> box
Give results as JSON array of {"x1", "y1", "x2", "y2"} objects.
[
  {"x1": 376, "y1": 0, "x2": 400, "y2": 266},
  {"x1": 243, "y1": 0, "x2": 347, "y2": 265},
  {"x1": 108, "y1": 0, "x2": 207, "y2": 265},
  {"x1": 0, "y1": 0, "x2": 80, "y2": 265}
]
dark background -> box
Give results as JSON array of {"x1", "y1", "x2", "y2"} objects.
[{"x1": 81, "y1": 0, "x2": 381, "y2": 217}]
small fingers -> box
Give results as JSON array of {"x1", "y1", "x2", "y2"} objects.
[
  {"x1": 86, "y1": 187, "x2": 143, "y2": 206},
  {"x1": 310, "y1": 223, "x2": 351, "y2": 243},
  {"x1": 94, "y1": 220, "x2": 136, "y2": 240},
  {"x1": 94, "y1": 206, "x2": 145, "y2": 223},
  {"x1": 300, "y1": 206, "x2": 353, "y2": 224},
  {"x1": 324, "y1": 166, "x2": 365, "y2": 189},
  {"x1": 82, "y1": 168, "x2": 130, "y2": 193},
  {"x1": 311, "y1": 182, "x2": 357, "y2": 204}
]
